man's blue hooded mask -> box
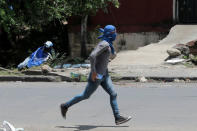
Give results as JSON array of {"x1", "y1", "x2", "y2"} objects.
[{"x1": 98, "y1": 25, "x2": 117, "y2": 54}]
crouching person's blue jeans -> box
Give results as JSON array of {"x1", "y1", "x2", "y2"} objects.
[{"x1": 63, "y1": 72, "x2": 120, "y2": 119}]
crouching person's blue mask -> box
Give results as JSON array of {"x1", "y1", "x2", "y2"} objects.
[{"x1": 98, "y1": 25, "x2": 117, "y2": 54}]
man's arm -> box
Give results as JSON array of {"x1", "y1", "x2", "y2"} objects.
[
  {"x1": 109, "y1": 52, "x2": 117, "y2": 62},
  {"x1": 89, "y1": 42, "x2": 109, "y2": 81}
]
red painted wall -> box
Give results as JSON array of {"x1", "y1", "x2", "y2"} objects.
[{"x1": 69, "y1": 0, "x2": 173, "y2": 33}]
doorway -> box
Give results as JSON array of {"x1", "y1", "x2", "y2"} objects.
[{"x1": 174, "y1": 0, "x2": 197, "y2": 23}]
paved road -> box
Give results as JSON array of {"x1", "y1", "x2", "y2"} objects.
[{"x1": 0, "y1": 82, "x2": 197, "y2": 131}]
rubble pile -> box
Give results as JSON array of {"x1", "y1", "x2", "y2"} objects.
[{"x1": 165, "y1": 40, "x2": 197, "y2": 65}]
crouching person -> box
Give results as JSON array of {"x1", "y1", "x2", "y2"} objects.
[{"x1": 17, "y1": 41, "x2": 54, "y2": 71}]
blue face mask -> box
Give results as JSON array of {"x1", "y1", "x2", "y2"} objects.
[
  {"x1": 109, "y1": 32, "x2": 117, "y2": 41},
  {"x1": 98, "y1": 25, "x2": 117, "y2": 41},
  {"x1": 98, "y1": 25, "x2": 117, "y2": 54}
]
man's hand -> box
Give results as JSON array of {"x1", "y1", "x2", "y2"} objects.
[
  {"x1": 91, "y1": 72, "x2": 97, "y2": 81},
  {"x1": 109, "y1": 52, "x2": 117, "y2": 62}
]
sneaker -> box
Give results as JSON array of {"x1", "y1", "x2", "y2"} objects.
[
  {"x1": 60, "y1": 104, "x2": 68, "y2": 119},
  {"x1": 115, "y1": 115, "x2": 132, "y2": 125}
]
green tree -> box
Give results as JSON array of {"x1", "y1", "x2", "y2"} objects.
[
  {"x1": 0, "y1": 0, "x2": 71, "y2": 36},
  {"x1": 67, "y1": 0, "x2": 119, "y2": 58},
  {"x1": 0, "y1": 0, "x2": 72, "y2": 66},
  {"x1": 0, "y1": 0, "x2": 119, "y2": 66}
]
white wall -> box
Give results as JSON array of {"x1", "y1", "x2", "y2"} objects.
[{"x1": 68, "y1": 32, "x2": 168, "y2": 57}]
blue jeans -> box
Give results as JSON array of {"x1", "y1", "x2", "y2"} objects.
[
  {"x1": 17, "y1": 57, "x2": 30, "y2": 69},
  {"x1": 63, "y1": 72, "x2": 120, "y2": 119}
]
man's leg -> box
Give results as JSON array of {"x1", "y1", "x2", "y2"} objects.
[
  {"x1": 61, "y1": 77, "x2": 101, "y2": 118},
  {"x1": 100, "y1": 74, "x2": 120, "y2": 118},
  {"x1": 64, "y1": 81, "x2": 100, "y2": 107},
  {"x1": 17, "y1": 57, "x2": 30, "y2": 70},
  {"x1": 100, "y1": 74, "x2": 131, "y2": 125}
]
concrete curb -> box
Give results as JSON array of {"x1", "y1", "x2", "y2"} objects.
[
  {"x1": 0, "y1": 75, "x2": 71, "y2": 82},
  {"x1": 1, "y1": 75, "x2": 197, "y2": 82},
  {"x1": 111, "y1": 76, "x2": 197, "y2": 82}
]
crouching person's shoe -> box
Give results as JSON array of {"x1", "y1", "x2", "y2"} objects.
[
  {"x1": 115, "y1": 115, "x2": 132, "y2": 125},
  {"x1": 60, "y1": 104, "x2": 68, "y2": 119}
]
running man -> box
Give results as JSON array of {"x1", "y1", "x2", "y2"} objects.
[{"x1": 60, "y1": 25, "x2": 131, "y2": 125}]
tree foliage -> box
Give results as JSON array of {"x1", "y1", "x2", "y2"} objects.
[
  {"x1": 0, "y1": 0, "x2": 71, "y2": 34},
  {"x1": 0, "y1": 0, "x2": 119, "y2": 33},
  {"x1": 0, "y1": 0, "x2": 72, "y2": 67},
  {"x1": 66, "y1": 0, "x2": 119, "y2": 58},
  {"x1": 67, "y1": 0, "x2": 119, "y2": 16},
  {"x1": 0, "y1": 0, "x2": 120, "y2": 66}
]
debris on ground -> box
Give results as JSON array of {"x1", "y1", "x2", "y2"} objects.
[
  {"x1": 165, "y1": 58, "x2": 185, "y2": 64},
  {"x1": 70, "y1": 72, "x2": 87, "y2": 82},
  {"x1": 173, "y1": 43, "x2": 190, "y2": 55},
  {"x1": 54, "y1": 64, "x2": 90, "y2": 69},
  {"x1": 173, "y1": 78, "x2": 185, "y2": 83},
  {"x1": 173, "y1": 78, "x2": 180, "y2": 82},
  {"x1": 0, "y1": 121, "x2": 24, "y2": 131},
  {"x1": 41, "y1": 64, "x2": 52, "y2": 75},
  {"x1": 165, "y1": 40, "x2": 197, "y2": 65},
  {"x1": 136, "y1": 76, "x2": 148, "y2": 82},
  {"x1": 186, "y1": 40, "x2": 197, "y2": 55}
]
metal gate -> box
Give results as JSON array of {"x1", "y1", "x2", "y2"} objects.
[{"x1": 176, "y1": 0, "x2": 197, "y2": 23}]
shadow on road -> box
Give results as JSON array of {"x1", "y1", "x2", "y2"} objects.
[{"x1": 56, "y1": 125, "x2": 129, "y2": 131}]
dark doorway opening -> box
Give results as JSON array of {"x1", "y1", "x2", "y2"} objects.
[{"x1": 176, "y1": 0, "x2": 197, "y2": 23}]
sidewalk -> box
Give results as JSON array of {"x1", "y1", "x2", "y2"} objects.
[
  {"x1": 109, "y1": 25, "x2": 197, "y2": 82},
  {"x1": 1, "y1": 64, "x2": 197, "y2": 82},
  {"x1": 109, "y1": 64, "x2": 197, "y2": 82}
]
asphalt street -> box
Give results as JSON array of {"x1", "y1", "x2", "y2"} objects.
[{"x1": 0, "y1": 82, "x2": 197, "y2": 131}]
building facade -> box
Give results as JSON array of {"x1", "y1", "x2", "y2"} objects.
[
  {"x1": 89, "y1": 0, "x2": 173, "y2": 33},
  {"x1": 69, "y1": 0, "x2": 197, "y2": 56}
]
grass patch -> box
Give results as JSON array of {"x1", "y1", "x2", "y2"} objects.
[
  {"x1": 183, "y1": 62, "x2": 195, "y2": 68},
  {"x1": 0, "y1": 69, "x2": 24, "y2": 76}
]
